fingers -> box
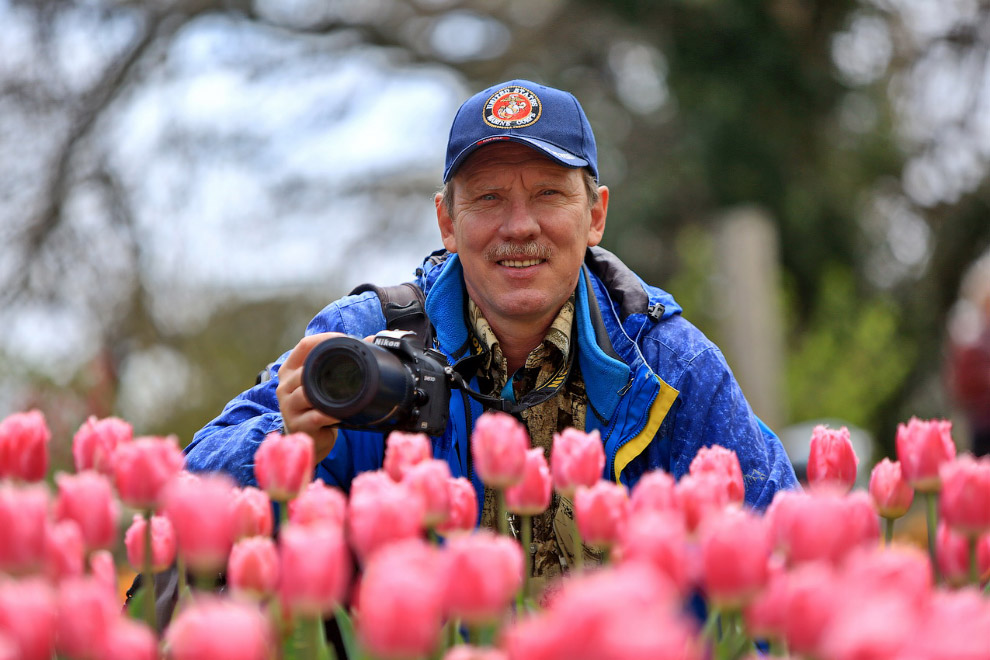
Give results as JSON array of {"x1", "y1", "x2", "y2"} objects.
[{"x1": 277, "y1": 332, "x2": 347, "y2": 434}]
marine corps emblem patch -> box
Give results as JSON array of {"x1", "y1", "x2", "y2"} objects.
[{"x1": 483, "y1": 86, "x2": 542, "y2": 129}]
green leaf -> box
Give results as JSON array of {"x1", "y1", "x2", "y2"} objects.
[
  {"x1": 333, "y1": 605, "x2": 360, "y2": 660},
  {"x1": 125, "y1": 585, "x2": 148, "y2": 622}
]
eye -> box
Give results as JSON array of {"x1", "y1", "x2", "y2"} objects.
[
  {"x1": 540, "y1": 189, "x2": 560, "y2": 196},
  {"x1": 480, "y1": 193, "x2": 498, "y2": 201}
]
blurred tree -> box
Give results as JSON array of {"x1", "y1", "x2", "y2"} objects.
[{"x1": 1, "y1": 0, "x2": 988, "y2": 458}]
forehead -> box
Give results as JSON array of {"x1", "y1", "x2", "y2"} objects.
[{"x1": 455, "y1": 142, "x2": 580, "y2": 188}]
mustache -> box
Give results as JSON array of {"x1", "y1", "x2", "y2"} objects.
[{"x1": 485, "y1": 242, "x2": 553, "y2": 261}]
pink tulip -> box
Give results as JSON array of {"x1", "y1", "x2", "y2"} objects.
[
  {"x1": 254, "y1": 431, "x2": 313, "y2": 501},
  {"x1": 840, "y1": 545, "x2": 932, "y2": 609},
  {"x1": 72, "y1": 415, "x2": 131, "y2": 475},
  {"x1": 551, "y1": 427, "x2": 605, "y2": 497},
  {"x1": 895, "y1": 417, "x2": 956, "y2": 492},
  {"x1": 0, "y1": 483, "x2": 49, "y2": 575},
  {"x1": 45, "y1": 519, "x2": 85, "y2": 582},
  {"x1": 0, "y1": 410, "x2": 50, "y2": 482},
  {"x1": 55, "y1": 576, "x2": 119, "y2": 660},
  {"x1": 279, "y1": 522, "x2": 352, "y2": 616},
  {"x1": 628, "y1": 469, "x2": 679, "y2": 517},
  {"x1": 288, "y1": 479, "x2": 347, "y2": 528},
  {"x1": 688, "y1": 444, "x2": 746, "y2": 505},
  {"x1": 574, "y1": 481, "x2": 629, "y2": 548},
  {"x1": 437, "y1": 477, "x2": 478, "y2": 536},
  {"x1": 348, "y1": 473, "x2": 424, "y2": 563},
  {"x1": 99, "y1": 619, "x2": 157, "y2": 660},
  {"x1": 807, "y1": 425, "x2": 859, "y2": 493},
  {"x1": 936, "y1": 521, "x2": 990, "y2": 586},
  {"x1": 113, "y1": 435, "x2": 185, "y2": 510},
  {"x1": 165, "y1": 596, "x2": 274, "y2": 660},
  {"x1": 403, "y1": 459, "x2": 452, "y2": 528},
  {"x1": 743, "y1": 567, "x2": 790, "y2": 642},
  {"x1": 383, "y1": 431, "x2": 432, "y2": 481},
  {"x1": 700, "y1": 508, "x2": 770, "y2": 608},
  {"x1": 900, "y1": 589, "x2": 990, "y2": 660},
  {"x1": 675, "y1": 472, "x2": 734, "y2": 533},
  {"x1": 868, "y1": 457, "x2": 914, "y2": 519},
  {"x1": 505, "y1": 447, "x2": 552, "y2": 516},
  {"x1": 228, "y1": 536, "x2": 279, "y2": 599},
  {"x1": 768, "y1": 490, "x2": 879, "y2": 566},
  {"x1": 472, "y1": 412, "x2": 529, "y2": 488},
  {"x1": 443, "y1": 530, "x2": 523, "y2": 624},
  {"x1": 778, "y1": 562, "x2": 843, "y2": 657},
  {"x1": 54, "y1": 471, "x2": 119, "y2": 552},
  {"x1": 0, "y1": 633, "x2": 15, "y2": 660},
  {"x1": 230, "y1": 486, "x2": 274, "y2": 540},
  {"x1": 616, "y1": 510, "x2": 693, "y2": 595},
  {"x1": 162, "y1": 472, "x2": 236, "y2": 574},
  {"x1": 0, "y1": 578, "x2": 56, "y2": 660},
  {"x1": 445, "y1": 646, "x2": 508, "y2": 660},
  {"x1": 818, "y1": 585, "x2": 917, "y2": 660},
  {"x1": 124, "y1": 513, "x2": 177, "y2": 573},
  {"x1": 88, "y1": 550, "x2": 117, "y2": 597},
  {"x1": 357, "y1": 539, "x2": 445, "y2": 660},
  {"x1": 939, "y1": 454, "x2": 990, "y2": 537}
]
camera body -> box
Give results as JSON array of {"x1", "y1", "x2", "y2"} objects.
[{"x1": 302, "y1": 330, "x2": 451, "y2": 435}]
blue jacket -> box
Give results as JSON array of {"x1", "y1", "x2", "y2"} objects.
[{"x1": 185, "y1": 247, "x2": 798, "y2": 511}]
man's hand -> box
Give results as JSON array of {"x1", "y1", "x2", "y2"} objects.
[{"x1": 276, "y1": 332, "x2": 347, "y2": 467}]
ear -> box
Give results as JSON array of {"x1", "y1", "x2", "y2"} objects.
[
  {"x1": 586, "y1": 185, "x2": 608, "y2": 247},
  {"x1": 435, "y1": 191, "x2": 458, "y2": 253}
]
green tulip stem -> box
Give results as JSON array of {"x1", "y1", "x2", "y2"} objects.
[
  {"x1": 497, "y1": 489, "x2": 508, "y2": 537},
  {"x1": 924, "y1": 491, "x2": 941, "y2": 584},
  {"x1": 521, "y1": 514, "x2": 532, "y2": 604},
  {"x1": 142, "y1": 509, "x2": 157, "y2": 633},
  {"x1": 884, "y1": 517, "x2": 894, "y2": 546}
]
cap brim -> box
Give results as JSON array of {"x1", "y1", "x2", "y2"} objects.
[{"x1": 443, "y1": 135, "x2": 589, "y2": 182}]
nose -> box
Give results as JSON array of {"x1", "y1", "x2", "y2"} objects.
[{"x1": 497, "y1": 198, "x2": 540, "y2": 242}]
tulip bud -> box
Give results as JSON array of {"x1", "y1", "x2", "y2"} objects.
[
  {"x1": 55, "y1": 576, "x2": 119, "y2": 660},
  {"x1": 0, "y1": 577, "x2": 57, "y2": 660},
  {"x1": 616, "y1": 510, "x2": 693, "y2": 595},
  {"x1": 629, "y1": 469, "x2": 679, "y2": 517},
  {"x1": 99, "y1": 619, "x2": 157, "y2": 660},
  {"x1": 124, "y1": 514, "x2": 177, "y2": 573},
  {"x1": 279, "y1": 523, "x2": 352, "y2": 617},
  {"x1": 443, "y1": 531, "x2": 523, "y2": 625},
  {"x1": 347, "y1": 473, "x2": 424, "y2": 563},
  {"x1": 574, "y1": 481, "x2": 629, "y2": 549},
  {"x1": 676, "y1": 472, "x2": 734, "y2": 533},
  {"x1": 230, "y1": 486, "x2": 274, "y2": 540},
  {"x1": 869, "y1": 458, "x2": 914, "y2": 519},
  {"x1": 0, "y1": 410, "x2": 50, "y2": 483},
  {"x1": 162, "y1": 472, "x2": 236, "y2": 575},
  {"x1": 807, "y1": 425, "x2": 859, "y2": 493},
  {"x1": 936, "y1": 521, "x2": 990, "y2": 586},
  {"x1": 505, "y1": 447, "x2": 552, "y2": 516},
  {"x1": 551, "y1": 428, "x2": 605, "y2": 498},
  {"x1": 288, "y1": 479, "x2": 347, "y2": 528},
  {"x1": 254, "y1": 431, "x2": 313, "y2": 501},
  {"x1": 54, "y1": 471, "x2": 119, "y2": 553},
  {"x1": 402, "y1": 459, "x2": 452, "y2": 528},
  {"x1": 437, "y1": 477, "x2": 478, "y2": 536},
  {"x1": 228, "y1": 536, "x2": 279, "y2": 599},
  {"x1": 383, "y1": 431, "x2": 432, "y2": 482},
  {"x1": 113, "y1": 435, "x2": 185, "y2": 510},
  {"x1": 444, "y1": 646, "x2": 508, "y2": 660},
  {"x1": 472, "y1": 412, "x2": 529, "y2": 488},
  {"x1": 357, "y1": 539, "x2": 445, "y2": 660},
  {"x1": 895, "y1": 417, "x2": 956, "y2": 492},
  {"x1": 0, "y1": 483, "x2": 49, "y2": 576},
  {"x1": 72, "y1": 416, "x2": 132, "y2": 476},
  {"x1": 939, "y1": 454, "x2": 990, "y2": 537},
  {"x1": 700, "y1": 508, "x2": 771, "y2": 608},
  {"x1": 88, "y1": 550, "x2": 117, "y2": 598},
  {"x1": 165, "y1": 597, "x2": 275, "y2": 660},
  {"x1": 45, "y1": 519, "x2": 85, "y2": 582},
  {"x1": 689, "y1": 444, "x2": 745, "y2": 505}
]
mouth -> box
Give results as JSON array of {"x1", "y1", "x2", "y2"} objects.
[{"x1": 497, "y1": 259, "x2": 545, "y2": 268}]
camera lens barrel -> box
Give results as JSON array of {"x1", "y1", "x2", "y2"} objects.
[{"x1": 302, "y1": 337, "x2": 414, "y2": 427}]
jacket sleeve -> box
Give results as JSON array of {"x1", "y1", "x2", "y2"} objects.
[
  {"x1": 184, "y1": 292, "x2": 388, "y2": 487},
  {"x1": 668, "y1": 346, "x2": 799, "y2": 510}
]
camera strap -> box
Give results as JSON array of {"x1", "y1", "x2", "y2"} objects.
[{"x1": 446, "y1": 346, "x2": 575, "y2": 415}]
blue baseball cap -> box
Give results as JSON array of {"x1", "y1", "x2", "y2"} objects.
[{"x1": 443, "y1": 79, "x2": 598, "y2": 183}]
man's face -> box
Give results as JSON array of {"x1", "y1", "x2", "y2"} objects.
[{"x1": 436, "y1": 142, "x2": 608, "y2": 334}]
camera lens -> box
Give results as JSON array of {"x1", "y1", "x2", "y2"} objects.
[
  {"x1": 317, "y1": 352, "x2": 364, "y2": 403},
  {"x1": 302, "y1": 336, "x2": 414, "y2": 426}
]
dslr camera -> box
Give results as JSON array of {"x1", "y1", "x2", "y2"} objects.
[{"x1": 302, "y1": 330, "x2": 451, "y2": 435}]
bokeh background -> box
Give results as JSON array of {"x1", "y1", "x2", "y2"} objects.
[{"x1": 2, "y1": 0, "x2": 989, "y2": 478}]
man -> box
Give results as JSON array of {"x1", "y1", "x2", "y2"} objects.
[{"x1": 186, "y1": 79, "x2": 798, "y2": 574}]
